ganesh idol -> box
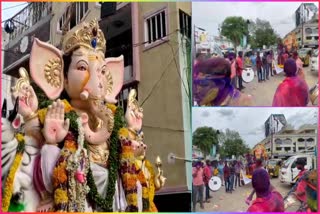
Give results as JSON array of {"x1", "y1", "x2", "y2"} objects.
[{"x1": 1, "y1": 19, "x2": 165, "y2": 212}]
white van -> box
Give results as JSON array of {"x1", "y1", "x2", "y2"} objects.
[{"x1": 279, "y1": 154, "x2": 315, "y2": 185}]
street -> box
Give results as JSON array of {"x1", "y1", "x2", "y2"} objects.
[
  {"x1": 241, "y1": 65, "x2": 318, "y2": 106},
  {"x1": 196, "y1": 177, "x2": 295, "y2": 212}
]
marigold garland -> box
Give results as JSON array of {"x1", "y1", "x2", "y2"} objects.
[
  {"x1": 145, "y1": 160, "x2": 158, "y2": 212},
  {"x1": 2, "y1": 133, "x2": 25, "y2": 212},
  {"x1": 119, "y1": 132, "x2": 150, "y2": 212},
  {"x1": 36, "y1": 98, "x2": 124, "y2": 211}
]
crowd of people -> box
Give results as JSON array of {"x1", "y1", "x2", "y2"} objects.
[
  {"x1": 192, "y1": 157, "x2": 313, "y2": 212},
  {"x1": 193, "y1": 47, "x2": 315, "y2": 107},
  {"x1": 192, "y1": 159, "x2": 246, "y2": 211}
]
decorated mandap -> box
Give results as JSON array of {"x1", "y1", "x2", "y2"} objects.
[{"x1": 1, "y1": 19, "x2": 166, "y2": 212}]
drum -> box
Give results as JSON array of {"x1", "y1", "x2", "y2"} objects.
[
  {"x1": 208, "y1": 176, "x2": 222, "y2": 191},
  {"x1": 242, "y1": 68, "x2": 254, "y2": 83}
]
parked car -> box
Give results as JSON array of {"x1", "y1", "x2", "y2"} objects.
[
  {"x1": 310, "y1": 49, "x2": 318, "y2": 74},
  {"x1": 266, "y1": 159, "x2": 282, "y2": 177},
  {"x1": 298, "y1": 48, "x2": 312, "y2": 66},
  {"x1": 280, "y1": 154, "x2": 315, "y2": 185}
]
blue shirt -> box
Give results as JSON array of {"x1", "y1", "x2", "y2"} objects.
[{"x1": 250, "y1": 55, "x2": 256, "y2": 66}]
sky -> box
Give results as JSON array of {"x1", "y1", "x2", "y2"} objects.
[
  {"x1": 1, "y1": 2, "x2": 28, "y2": 27},
  {"x1": 192, "y1": 108, "x2": 318, "y2": 149},
  {"x1": 193, "y1": 2, "x2": 318, "y2": 38}
]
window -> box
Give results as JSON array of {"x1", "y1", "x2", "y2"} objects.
[
  {"x1": 275, "y1": 138, "x2": 282, "y2": 144},
  {"x1": 58, "y1": 3, "x2": 89, "y2": 32},
  {"x1": 179, "y1": 10, "x2": 191, "y2": 38},
  {"x1": 284, "y1": 147, "x2": 291, "y2": 152},
  {"x1": 306, "y1": 36, "x2": 312, "y2": 40},
  {"x1": 117, "y1": 83, "x2": 139, "y2": 113},
  {"x1": 315, "y1": 36, "x2": 319, "y2": 40},
  {"x1": 297, "y1": 138, "x2": 305, "y2": 142},
  {"x1": 305, "y1": 28, "x2": 312, "y2": 35},
  {"x1": 144, "y1": 9, "x2": 167, "y2": 45}
]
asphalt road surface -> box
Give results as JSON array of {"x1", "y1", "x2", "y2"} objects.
[
  {"x1": 241, "y1": 66, "x2": 318, "y2": 106},
  {"x1": 195, "y1": 176, "x2": 296, "y2": 212}
]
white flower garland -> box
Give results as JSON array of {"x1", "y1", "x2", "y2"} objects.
[{"x1": 75, "y1": 117, "x2": 86, "y2": 159}]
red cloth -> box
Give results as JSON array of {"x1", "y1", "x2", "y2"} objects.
[
  {"x1": 223, "y1": 165, "x2": 230, "y2": 179},
  {"x1": 296, "y1": 170, "x2": 307, "y2": 203},
  {"x1": 236, "y1": 57, "x2": 243, "y2": 76},
  {"x1": 248, "y1": 191, "x2": 285, "y2": 212},
  {"x1": 203, "y1": 165, "x2": 212, "y2": 184},
  {"x1": 192, "y1": 167, "x2": 204, "y2": 186},
  {"x1": 272, "y1": 76, "x2": 309, "y2": 106},
  {"x1": 256, "y1": 56, "x2": 262, "y2": 69}
]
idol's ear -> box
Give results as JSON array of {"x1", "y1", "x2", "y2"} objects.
[
  {"x1": 30, "y1": 38, "x2": 64, "y2": 100},
  {"x1": 104, "y1": 55, "x2": 124, "y2": 104}
]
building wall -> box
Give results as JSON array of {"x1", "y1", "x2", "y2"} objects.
[
  {"x1": 137, "y1": 2, "x2": 189, "y2": 192},
  {"x1": 50, "y1": 3, "x2": 101, "y2": 46},
  {"x1": 1, "y1": 30, "x2": 15, "y2": 110},
  {"x1": 176, "y1": 1, "x2": 192, "y2": 191},
  {"x1": 259, "y1": 126, "x2": 317, "y2": 157}
]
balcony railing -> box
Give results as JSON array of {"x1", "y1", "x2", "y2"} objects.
[{"x1": 7, "y1": 2, "x2": 52, "y2": 41}]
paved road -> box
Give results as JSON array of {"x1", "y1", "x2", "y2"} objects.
[
  {"x1": 195, "y1": 176, "x2": 295, "y2": 212},
  {"x1": 240, "y1": 66, "x2": 318, "y2": 106}
]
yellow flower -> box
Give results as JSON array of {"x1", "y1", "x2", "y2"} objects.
[
  {"x1": 118, "y1": 128, "x2": 129, "y2": 139},
  {"x1": 126, "y1": 193, "x2": 138, "y2": 206},
  {"x1": 37, "y1": 108, "x2": 48, "y2": 125},
  {"x1": 15, "y1": 133, "x2": 24, "y2": 142},
  {"x1": 106, "y1": 103, "x2": 117, "y2": 114},
  {"x1": 2, "y1": 153, "x2": 23, "y2": 211},
  {"x1": 54, "y1": 188, "x2": 68, "y2": 204},
  {"x1": 142, "y1": 186, "x2": 149, "y2": 198},
  {"x1": 62, "y1": 99, "x2": 73, "y2": 113}
]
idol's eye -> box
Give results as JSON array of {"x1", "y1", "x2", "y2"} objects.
[
  {"x1": 76, "y1": 60, "x2": 88, "y2": 71},
  {"x1": 101, "y1": 66, "x2": 106, "y2": 75}
]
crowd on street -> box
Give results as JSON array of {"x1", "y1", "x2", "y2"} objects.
[
  {"x1": 192, "y1": 158, "x2": 315, "y2": 212},
  {"x1": 193, "y1": 47, "x2": 316, "y2": 107}
]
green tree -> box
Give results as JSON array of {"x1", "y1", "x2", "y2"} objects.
[
  {"x1": 249, "y1": 18, "x2": 280, "y2": 49},
  {"x1": 220, "y1": 16, "x2": 248, "y2": 52},
  {"x1": 193, "y1": 127, "x2": 219, "y2": 157},
  {"x1": 218, "y1": 129, "x2": 250, "y2": 159}
]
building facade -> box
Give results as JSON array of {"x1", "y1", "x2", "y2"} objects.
[
  {"x1": 1, "y1": 29, "x2": 15, "y2": 112},
  {"x1": 256, "y1": 124, "x2": 317, "y2": 159},
  {"x1": 2, "y1": 2, "x2": 191, "y2": 211}
]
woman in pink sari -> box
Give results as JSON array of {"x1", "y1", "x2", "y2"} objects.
[{"x1": 272, "y1": 59, "x2": 309, "y2": 106}]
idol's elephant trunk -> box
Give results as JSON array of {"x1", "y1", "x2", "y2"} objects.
[{"x1": 81, "y1": 99, "x2": 114, "y2": 145}]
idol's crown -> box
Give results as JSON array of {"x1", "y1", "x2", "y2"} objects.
[{"x1": 62, "y1": 19, "x2": 106, "y2": 54}]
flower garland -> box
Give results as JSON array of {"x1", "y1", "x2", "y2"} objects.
[
  {"x1": 37, "y1": 97, "x2": 123, "y2": 211},
  {"x1": 66, "y1": 117, "x2": 90, "y2": 212},
  {"x1": 85, "y1": 106, "x2": 124, "y2": 211},
  {"x1": 52, "y1": 132, "x2": 74, "y2": 212},
  {"x1": 118, "y1": 128, "x2": 150, "y2": 212},
  {"x1": 2, "y1": 133, "x2": 26, "y2": 212},
  {"x1": 144, "y1": 159, "x2": 158, "y2": 212}
]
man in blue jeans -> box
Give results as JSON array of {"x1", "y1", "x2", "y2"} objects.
[
  {"x1": 223, "y1": 161, "x2": 231, "y2": 192},
  {"x1": 229, "y1": 162, "x2": 236, "y2": 191},
  {"x1": 262, "y1": 52, "x2": 268, "y2": 80}
]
